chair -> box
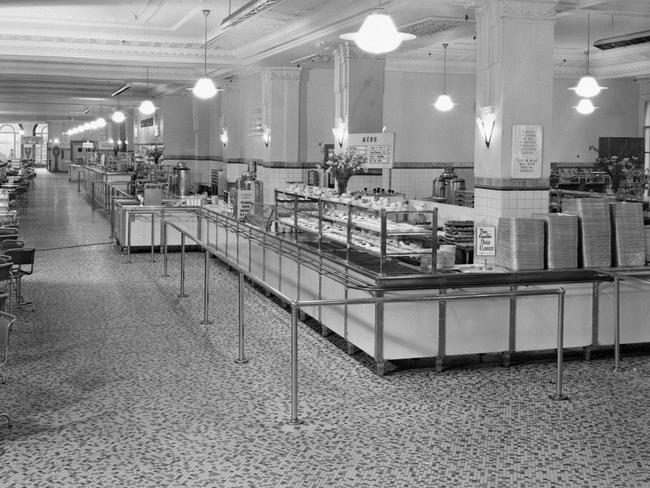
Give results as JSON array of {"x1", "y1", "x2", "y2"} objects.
[
  {"x1": 5, "y1": 248, "x2": 34, "y2": 311},
  {"x1": 0, "y1": 240, "x2": 24, "y2": 252},
  {"x1": 0, "y1": 262, "x2": 13, "y2": 313},
  {"x1": 0, "y1": 311, "x2": 17, "y2": 427}
]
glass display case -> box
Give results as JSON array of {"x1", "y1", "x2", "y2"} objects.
[{"x1": 274, "y1": 187, "x2": 438, "y2": 274}]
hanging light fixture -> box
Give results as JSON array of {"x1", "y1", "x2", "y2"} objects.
[
  {"x1": 112, "y1": 96, "x2": 125, "y2": 123},
  {"x1": 571, "y1": 14, "x2": 606, "y2": 99},
  {"x1": 575, "y1": 98, "x2": 597, "y2": 115},
  {"x1": 433, "y1": 43, "x2": 454, "y2": 112},
  {"x1": 193, "y1": 10, "x2": 218, "y2": 99},
  {"x1": 340, "y1": 3, "x2": 415, "y2": 54},
  {"x1": 139, "y1": 66, "x2": 156, "y2": 115}
]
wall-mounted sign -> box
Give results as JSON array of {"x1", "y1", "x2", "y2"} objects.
[
  {"x1": 511, "y1": 124, "x2": 542, "y2": 178},
  {"x1": 346, "y1": 132, "x2": 395, "y2": 169},
  {"x1": 21, "y1": 136, "x2": 42, "y2": 145},
  {"x1": 82, "y1": 142, "x2": 95, "y2": 149},
  {"x1": 476, "y1": 226, "x2": 496, "y2": 256}
]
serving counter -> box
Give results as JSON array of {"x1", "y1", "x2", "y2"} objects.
[{"x1": 158, "y1": 206, "x2": 650, "y2": 375}]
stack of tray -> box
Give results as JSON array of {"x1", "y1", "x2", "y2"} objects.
[
  {"x1": 495, "y1": 217, "x2": 544, "y2": 270},
  {"x1": 610, "y1": 202, "x2": 645, "y2": 266},
  {"x1": 443, "y1": 220, "x2": 474, "y2": 243},
  {"x1": 531, "y1": 213, "x2": 578, "y2": 269},
  {"x1": 645, "y1": 225, "x2": 650, "y2": 264},
  {"x1": 562, "y1": 198, "x2": 611, "y2": 267}
]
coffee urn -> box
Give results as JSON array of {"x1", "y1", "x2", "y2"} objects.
[{"x1": 173, "y1": 162, "x2": 190, "y2": 197}]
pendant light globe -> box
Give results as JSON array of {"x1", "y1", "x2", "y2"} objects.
[
  {"x1": 193, "y1": 77, "x2": 218, "y2": 99},
  {"x1": 433, "y1": 94, "x2": 454, "y2": 112},
  {"x1": 193, "y1": 10, "x2": 218, "y2": 99},
  {"x1": 340, "y1": 8, "x2": 415, "y2": 55},
  {"x1": 572, "y1": 75, "x2": 604, "y2": 98},
  {"x1": 139, "y1": 99, "x2": 156, "y2": 115},
  {"x1": 112, "y1": 110, "x2": 126, "y2": 123},
  {"x1": 575, "y1": 98, "x2": 596, "y2": 115}
]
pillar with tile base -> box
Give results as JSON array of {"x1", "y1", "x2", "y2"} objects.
[
  {"x1": 257, "y1": 68, "x2": 303, "y2": 204},
  {"x1": 472, "y1": 0, "x2": 558, "y2": 235}
]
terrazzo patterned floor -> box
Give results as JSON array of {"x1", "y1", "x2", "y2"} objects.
[{"x1": 1, "y1": 170, "x2": 650, "y2": 487}]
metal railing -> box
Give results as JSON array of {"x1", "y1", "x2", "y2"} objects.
[{"x1": 157, "y1": 212, "x2": 570, "y2": 424}]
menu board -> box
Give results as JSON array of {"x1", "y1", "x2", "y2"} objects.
[
  {"x1": 346, "y1": 132, "x2": 395, "y2": 169},
  {"x1": 511, "y1": 125, "x2": 542, "y2": 178},
  {"x1": 476, "y1": 226, "x2": 496, "y2": 256}
]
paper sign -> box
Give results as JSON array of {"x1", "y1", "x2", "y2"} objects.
[
  {"x1": 237, "y1": 189, "x2": 254, "y2": 221},
  {"x1": 346, "y1": 132, "x2": 395, "y2": 169},
  {"x1": 512, "y1": 124, "x2": 542, "y2": 178},
  {"x1": 476, "y1": 226, "x2": 496, "y2": 256}
]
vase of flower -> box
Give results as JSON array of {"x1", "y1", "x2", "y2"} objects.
[
  {"x1": 590, "y1": 145, "x2": 640, "y2": 195},
  {"x1": 335, "y1": 177, "x2": 349, "y2": 195},
  {"x1": 322, "y1": 151, "x2": 367, "y2": 195}
]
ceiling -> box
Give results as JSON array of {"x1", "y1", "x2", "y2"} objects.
[{"x1": 0, "y1": 0, "x2": 648, "y2": 123}]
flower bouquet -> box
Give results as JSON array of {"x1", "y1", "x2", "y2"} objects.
[
  {"x1": 322, "y1": 151, "x2": 367, "y2": 194},
  {"x1": 590, "y1": 145, "x2": 640, "y2": 193}
]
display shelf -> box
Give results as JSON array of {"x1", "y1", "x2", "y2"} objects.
[{"x1": 275, "y1": 188, "x2": 438, "y2": 274}]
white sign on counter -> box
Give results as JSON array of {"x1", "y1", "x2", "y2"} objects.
[
  {"x1": 237, "y1": 189, "x2": 254, "y2": 221},
  {"x1": 511, "y1": 124, "x2": 542, "y2": 178},
  {"x1": 346, "y1": 132, "x2": 395, "y2": 169},
  {"x1": 476, "y1": 226, "x2": 496, "y2": 256}
]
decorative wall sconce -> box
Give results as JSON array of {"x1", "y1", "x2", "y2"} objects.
[
  {"x1": 476, "y1": 108, "x2": 496, "y2": 148},
  {"x1": 262, "y1": 127, "x2": 271, "y2": 147},
  {"x1": 220, "y1": 128, "x2": 228, "y2": 147},
  {"x1": 332, "y1": 124, "x2": 346, "y2": 148}
]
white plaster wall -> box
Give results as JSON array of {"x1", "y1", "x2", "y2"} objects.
[
  {"x1": 383, "y1": 71, "x2": 476, "y2": 163},
  {"x1": 551, "y1": 78, "x2": 640, "y2": 163},
  {"x1": 300, "y1": 68, "x2": 335, "y2": 164}
]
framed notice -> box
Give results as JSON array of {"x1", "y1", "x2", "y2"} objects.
[
  {"x1": 511, "y1": 124, "x2": 542, "y2": 178},
  {"x1": 346, "y1": 132, "x2": 395, "y2": 169},
  {"x1": 476, "y1": 226, "x2": 496, "y2": 256}
]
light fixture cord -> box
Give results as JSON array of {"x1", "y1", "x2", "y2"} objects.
[
  {"x1": 203, "y1": 10, "x2": 209, "y2": 76},
  {"x1": 442, "y1": 43, "x2": 448, "y2": 93},
  {"x1": 586, "y1": 14, "x2": 590, "y2": 74}
]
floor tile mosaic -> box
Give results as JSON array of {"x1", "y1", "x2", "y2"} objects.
[{"x1": 1, "y1": 170, "x2": 650, "y2": 487}]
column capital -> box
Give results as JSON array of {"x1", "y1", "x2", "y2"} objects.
[
  {"x1": 481, "y1": 0, "x2": 559, "y2": 21},
  {"x1": 261, "y1": 67, "x2": 302, "y2": 81}
]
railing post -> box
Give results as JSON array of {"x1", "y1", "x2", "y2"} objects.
[
  {"x1": 550, "y1": 288, "x2": 569, "y2": 401},
  {"x1": 150, "y1": 211, "x2": 156, "y2": 263},
  {"x1": 179, "y1": 234, "x2": 187, "y2": 297},
  {"x1": 109, "y1": 190, "x2": 116, "y2": 239},
  {"x1": 289, "y1": 302, "x2": 302, "y2": 424},
  {"x1": 235, "y1": 271, "x2": 249, "y2": 364},
  {"x1": 201, "y1": 250, "x2": 213, "y2": 325},
  {"x1": 91, "y1": 181, "x2": 96, "y2": 209},
  {"x1": 127, "y1": 212, "x2": 133, "y2": 264},
  {"x1": 614, "y1": 276, "x2": 623, "y2": 372},
  {"x1": 163, "y1": 221, "x2": 169, "y2": 277},
  {"x1": 77, "y1": 170, "x2": 81, "y2": 192}
]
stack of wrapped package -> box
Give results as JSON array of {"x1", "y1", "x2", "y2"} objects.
[
  {"x1": 495, "y1": 217, "x2": 544, "y2": 270},
  {"x1": 531, "y1": 213, "x2": 579, "y2": 269},
  {"x1": 563, "y1": 198, "x2": 611, "y2": 267},
  {"x1": 610, "y1": 202, "x2": 645, "y2": 267}
]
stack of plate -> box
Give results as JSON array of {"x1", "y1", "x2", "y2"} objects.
[
  {"x1": 531, "y1": 213, "x2": 578, "y2": 269},
  {"x1": 610, "y1": 202, "x2": 645, "y2": 266},
  {"x1": 562, "y1": 198, "x2": 611, "y2": 267},
  {"x1": 495, "y1": 217, "x2": 544, "y2": 270},
  {"x1": 444, "y1": 220, "x2": 474, "y2": 243}
]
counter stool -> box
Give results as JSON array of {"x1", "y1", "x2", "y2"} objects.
[
  {"x1": 5, "y1": 248, "x2": 34, "y2": 312},
  {"x1": 0, "y1": 311, "x2": 17, "y2": 428}
]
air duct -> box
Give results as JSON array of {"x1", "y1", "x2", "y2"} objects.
[{"x1": 594, "y1": 30, "x2": 650, "y2": 50}]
